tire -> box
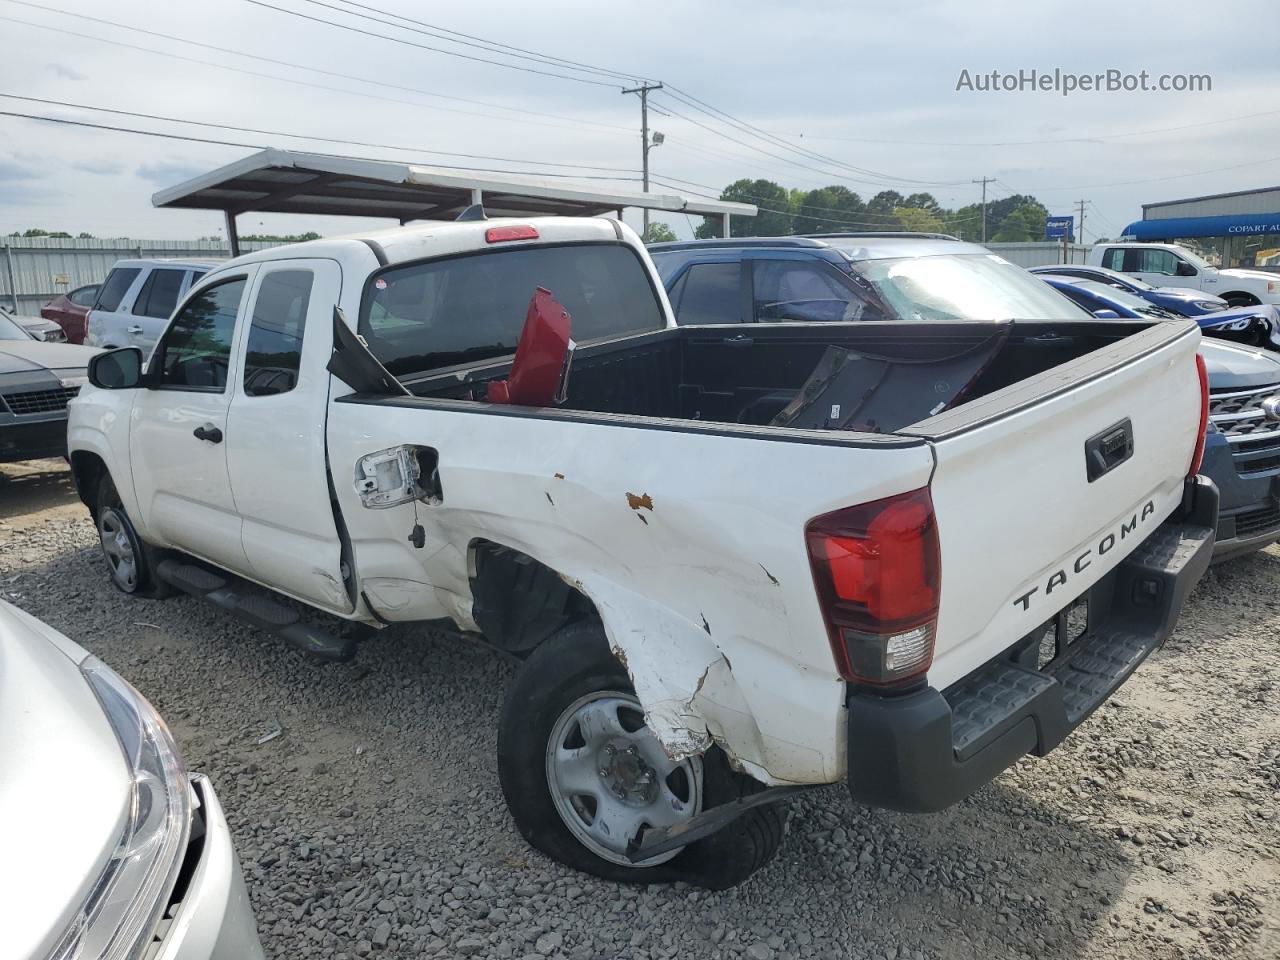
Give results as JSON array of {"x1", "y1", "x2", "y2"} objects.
[
  {"x1": 96, "y1": 476, "x2": 172, "y2": 599},
  {"x1": 497, "y1": 621, "x2": 785, "y2": 889}
]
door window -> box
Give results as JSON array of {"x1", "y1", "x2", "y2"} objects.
[
  {"x1": 243, "y1": 269, "x2": 314, "y2": 396},
  {"x1": 151, "y1": 278, "x2": 246, "y2": 391},
  {"x1": 94, "y1": 267, "x2": 141, "y2": 312},
  {"x1": 1126, "y1": 248, "x2": 1179, "y2": 275},
  {"x1": 673, "y1": 262, "x2": 740, "y2": 324},
  {"x1": 132, "y1": 268, "x2": 187, "y2": 319},
  {"x1": 1101, "y1": 248, "x2": 1125, "y2": 271},
  {"x1": 752, "y1": 260, "x2": 878, "y2": 322}
]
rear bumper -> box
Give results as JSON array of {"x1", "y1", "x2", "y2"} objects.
[
  {"x1": 0, "y1": 412, "x2": 68, "y2": 463},
  {"x1": 846, "y1": 475, "x2": 1217, "y2": 814}
]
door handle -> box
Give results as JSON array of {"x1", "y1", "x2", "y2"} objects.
[
  {"x1": 127, "y1": 324, "x2": 144, "y2": 334},
  {"x1": 193, "y1": 423, "x2": 223, "y2": 444}
]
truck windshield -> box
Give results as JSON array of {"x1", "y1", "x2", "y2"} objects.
[
  {"x1": 361, "y1": 243, "x2": 667, "y2": 377},
  {"x1": 849, "y1": 253, "x2": 1092, "y2": 322}
]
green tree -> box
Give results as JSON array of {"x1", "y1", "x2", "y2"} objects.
[
  {"x1": 894, "y1": 206, "x2": 945, "y2": 234},
  {"x1": 241, "y1": 231, "x2": 322, "y2": 243},
  {"x1": 643, "y1": 222, "x2": 677, "y2": 244},
  {"x1": 863, "y1": 191, "x2": 906, "y2": 231},
  {"x1": 695, "y1": 179, "x2": 793, "y2": 238},
  {"x1": 990, "y1": 203, "x2": 1048, "y2": 242},
  {"x1": 793, "y1": 186, "x2": 864, "y2": 234}
]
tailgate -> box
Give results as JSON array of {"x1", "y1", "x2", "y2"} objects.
[{"x1": 904, "y1": 321, "x2": 1203, "y2": 689}]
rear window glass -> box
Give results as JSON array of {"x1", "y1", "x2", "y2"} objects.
[
  {"x1": 94, "y1": 267, "x2": 140, "y2": 312},
  {"x1": 360, "y1": 243, "x2": 665, "y2": 376},
  {"x1": 133, "y1": 268, "x2": 186, "y2": 319}
]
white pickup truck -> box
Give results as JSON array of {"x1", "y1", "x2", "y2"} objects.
[
  {"x1": 68, "y1": 217, "x2": 1217, "y2": 889},
  {"x1": 1089, "y1": 241, "x2": 1280, "y2": 307}
]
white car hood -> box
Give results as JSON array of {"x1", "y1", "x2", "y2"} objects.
[
  {"x1": 0, "y1": 340, "x2": 99, "y2": 375},
  {"x1": 1219, "y1": 268, "x2": 1279, "y2": 283},
  {"x1": 0, "y1": 602, "x2": 131, "y2": 960}
]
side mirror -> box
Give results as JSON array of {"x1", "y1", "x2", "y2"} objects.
[
  {"x1": 1092, "y1": 309, "x2": 1121, "y2": 319},
  {"x1": 88, "y1": 347, "x2": 145, "y2": 389},
  {"x1": 1175, "y1": 261, "x2": 1197, "y2": 277}
]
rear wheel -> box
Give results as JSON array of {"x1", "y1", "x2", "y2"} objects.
[
  {"x1": 96, "y1": 476, "x2": 171, "y2": 599},
  {"x1": 497, "y1": 621, "x2": 785, "y2": 889},
  {"x1": 1224, "y1": 292, "x2": 1261, "y2": 308}
]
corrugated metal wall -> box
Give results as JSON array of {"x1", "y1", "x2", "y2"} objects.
[
  {"x1": 985, "y1": 241, "x2": 1092, "y2": 268},
  {"x1": 0, "y1": 236, "x2": 280, "y2": 316}
]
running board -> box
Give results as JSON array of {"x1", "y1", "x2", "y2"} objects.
[
  {"x1": 625, "y1": 784, "x2": 815, "y2": 862},
  {"x1": 156, "y1": 558, "x2": 356, "y2": 663}
]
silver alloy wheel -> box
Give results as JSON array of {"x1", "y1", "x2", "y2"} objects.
[
  {"x1": 545, "y1": 690, "x2": 703, "y2": 867},
  {"x1": 98, "y1": 507, "x2": 139, "y2": 593}
]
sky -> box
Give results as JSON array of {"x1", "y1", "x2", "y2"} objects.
[{"x1": 0, "y1": 0, "x2": 1277, "y2": 244}]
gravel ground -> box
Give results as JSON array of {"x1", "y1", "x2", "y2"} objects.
[{"x1": 2, "y1": 458, "x2": 1277, "y2": 960}]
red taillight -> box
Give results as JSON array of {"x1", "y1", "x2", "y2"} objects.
[
  {"x1": 806, "y1": 488, "x2": 940, "y2": 687},
  {"x1": 486, "y1": 225, "x2": 539, "y2": 243},
  {"x1": 1189, "y1": 352, "x2": 1209, "y2": 477}
]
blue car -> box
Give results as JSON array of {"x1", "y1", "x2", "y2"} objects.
[
  {"x1": 1038, "y1": 274, "x2": 1280, "y2": 350},
  {"x1": 1028, "y1": 264, "x2": 1228, "y2": 317}
]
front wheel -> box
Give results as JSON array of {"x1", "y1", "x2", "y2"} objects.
[
  {"x1": 96, "y1": 476, "x2": 171, "y2": 599},
  {"x1": 497, "y1": 621, "x2": 785, "y2": 889}
]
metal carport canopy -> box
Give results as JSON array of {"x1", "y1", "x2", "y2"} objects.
[{"x1": 151, "y1": 149, "x2": 755, "y2": 254}]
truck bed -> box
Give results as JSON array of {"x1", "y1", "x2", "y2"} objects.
[{"x1": 400, "y1": 319, "x2": 1160, "y2": 436}]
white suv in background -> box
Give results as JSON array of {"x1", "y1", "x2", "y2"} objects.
[
  {"x1": 86, "y1": 259, "x2": 222, "y2": 353},
  {"x1": 1088, "y1": 242, "x2": 1280, "y2": 307}
]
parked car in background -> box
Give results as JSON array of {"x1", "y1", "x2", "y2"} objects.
[
  {"x1": 69, "y1": 218, "x2": 1215, "y2": 888},
  {"x1": 1087, "y1": 241, "x2": 1280, "y2": 307},
  {"x1": 0, "y1": 308, "x2": 97, "y2": 463},
  {"x1": 0, "y1": 600, "x2": 263, "y2": 959},
  {"x1": 1038, "y1": 272, "x2": 1280, "y2": 349},
  {"x1": 1027, "y1": 264, "x2": 1228, "y2": 316},
  {"x1": 2, "y1": 304, "x2": 67, "y2": 342},
  {"x1": 41, "y1": 282, "x2": 101, "y2": 343},
  {"x1": 86, "y1": 258, "x2": 219, "y2": 353},
  {"x1": 1039, "y1": 273, "x2": 1280, "y2": 558}
]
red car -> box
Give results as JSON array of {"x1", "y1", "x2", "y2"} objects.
[{"x1": 40, "y1": 283, "x2": 100, "y2": 344}]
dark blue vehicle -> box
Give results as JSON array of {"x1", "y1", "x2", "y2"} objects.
[
  {"x1": 1028, "y1": 264, "x2": 1227, "y2": 317},
  {"x1": 648, "y1": 235, "x2": 1280, "y2": 560},
  {"x1": 1037, "y1": 274, "x2": 1280, "y2": 350}
]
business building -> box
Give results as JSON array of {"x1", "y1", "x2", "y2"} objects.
[{"x1": 1121, "y1": 186, "x2": 1280, "y2": 270}]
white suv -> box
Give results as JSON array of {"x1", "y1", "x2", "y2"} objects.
[
  {"x1": 86, "y1": 259, "x2": 222, "y2": 353},
  {"x1": 1088, "y1": 242, "x2": 1280, "y2": 307}
]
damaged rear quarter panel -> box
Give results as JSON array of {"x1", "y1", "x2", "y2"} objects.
[{"x1": 326, "y1": 397, "x2": 934, "y2": 784}]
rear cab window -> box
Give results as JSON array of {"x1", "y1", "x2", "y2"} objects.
[
  {"x1": 94, "y1": 267, "x2": 141, "y2": 312},
  {"x1": 360, "y1": 242, "x2": 666, "y2": 377}
]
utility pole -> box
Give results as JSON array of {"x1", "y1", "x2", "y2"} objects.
[
  {"x1": 972, "y1": 177, "x2": 994, "y2": 242},
  {"x1": 1076, "y1": 199, "x2": 1087, "y2": 245},
  {"x1": 623, "y1": 82, "x2": 663, "y2": 239}
]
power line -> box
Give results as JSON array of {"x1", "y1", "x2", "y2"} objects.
[
  {"x1": 0, "y1": 94, "x2": 640, "y2": 173},
  {"x1": 315, "y1": 0, "x2": 652, "y2": 84},
  {"x1": 1023, "y1": 154, "x2": 1280, "y2": 192},
  {"x1": 0, "y1": 108, "x2": 645, "y2": 180},
  {"x1": 0, "y1": 8, "x2": 632, "y2": 136},
  {"x1": 658, "y1": 87, "x2": 969, "y2": 189},
  {"x1": 241, "y1": 0, "x2": 623, "y2": 88}
]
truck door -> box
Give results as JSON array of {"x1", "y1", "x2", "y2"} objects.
[
  {"x1": 129, "y1": 268, "x2": 258, "y2": 574},
  {"x1": 224, "y1": 259, "x2": 352, "y2": 613}
]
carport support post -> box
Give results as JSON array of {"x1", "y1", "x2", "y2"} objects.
[
  {"x1": 723, "y1": 212, "x2": 730, "y2": 238},
  {"x1": 224, "y1": 209, "x2": 241, "y2": 258},
  {"x1": 3, "y1": 242, "x2": 17, "y2": 312}
]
